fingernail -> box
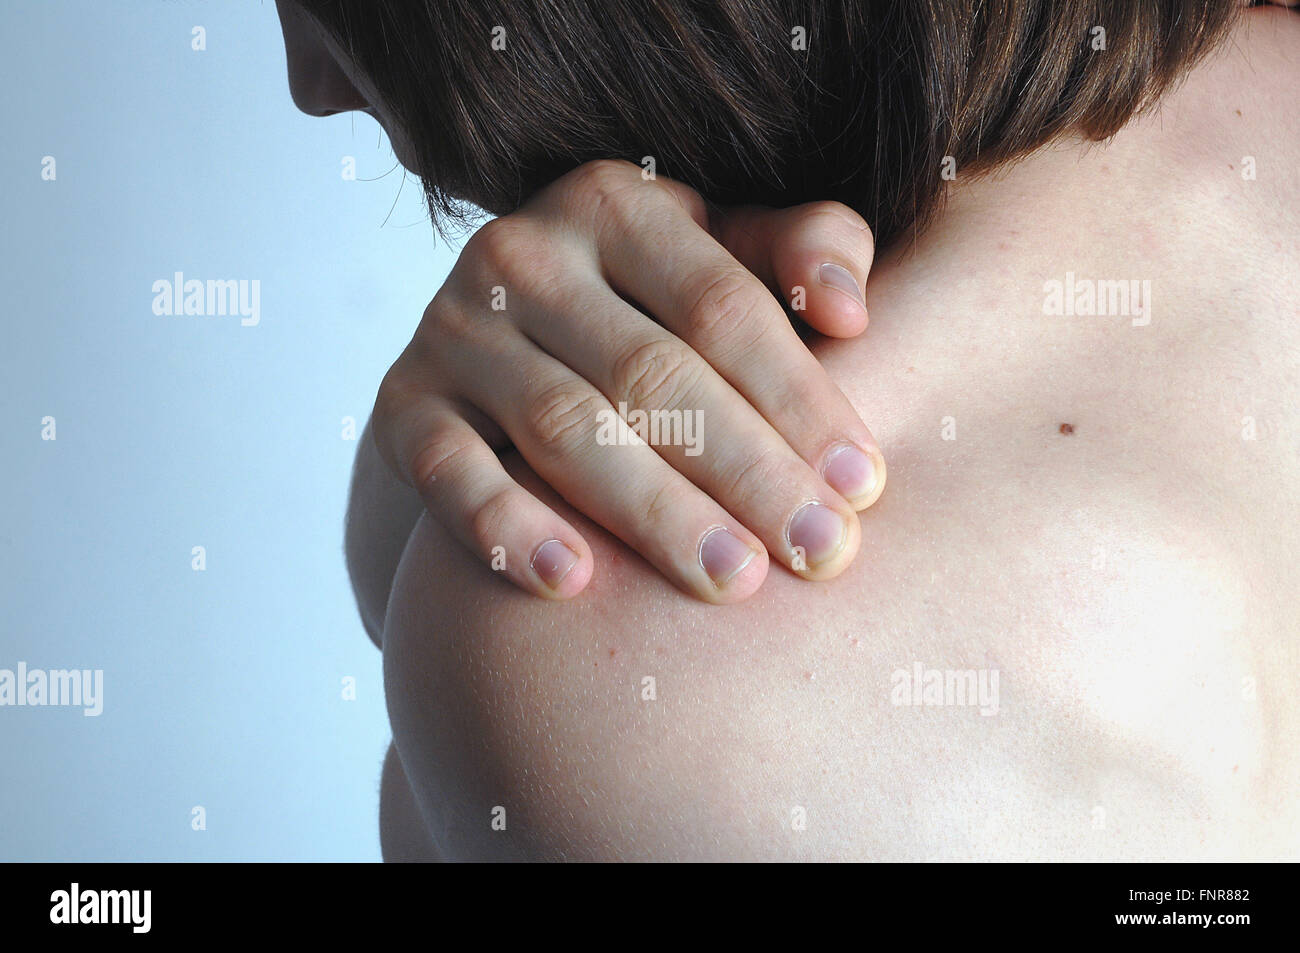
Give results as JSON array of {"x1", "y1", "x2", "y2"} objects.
[
  {"x1": 822, "y1": 443, "x2": 880, "y2": 503},
  {"x1": 786, "y1": 502, "x2": 847, "y2": 568},
  {"x1": 699, "y1": 526, "x2": 757, "y2": 586},
  {"x1": 819, "y1": 263, "x2": 865, "y2": 308},
  {"x1": 532, "y1": 539, "x2": 579, "y2": 589}
]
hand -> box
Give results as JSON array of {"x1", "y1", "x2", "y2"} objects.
[{"x1": 372, "y1": 159, "x2": 885, "y2": 603}]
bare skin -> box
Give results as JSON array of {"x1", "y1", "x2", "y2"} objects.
[{"x1": 363, "y1": 7, "x2": 1300, "y2": 860}]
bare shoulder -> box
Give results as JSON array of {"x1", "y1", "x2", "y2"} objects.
[
  {"x1": 382, "y1": 441, "x2": 1289, "y2": 860},
  {"x1": 1183, "y1": 5, "x2": 1300, "y2": 162},
  {"x1": 1204, "y1": 5, "x2": 1300, "y2": 105},
  {"x1": 373, "y1": 7, "x2": 1300, "y2": 862},
  {"x1": 1121, "y1": 4, "x2": 1300, "y2": 233},
  {"x1": 381, "y1": 454, "x2": 816, "y2": 861}
]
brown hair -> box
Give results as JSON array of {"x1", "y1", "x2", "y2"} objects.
[{"x1": 296, "y1": 0, "x2": 1242, "y2": 246}]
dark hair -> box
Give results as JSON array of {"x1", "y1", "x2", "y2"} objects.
[{"x1": 296, "y1": 0, "x2": 1241, "y2": 246}]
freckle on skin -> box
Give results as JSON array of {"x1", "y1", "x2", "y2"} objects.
[{"x1": 1059, "y1": 423, "x2": 1075, "y2": 435}]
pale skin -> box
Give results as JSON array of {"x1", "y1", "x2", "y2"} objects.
[
  {"x1": 285, "y1": 4, "x2": 1300, "y2": 858},
  {"x1": 372, "y1": 179, "x2": 886, "y2": 602},
  {"x1": 277, "y1": 0, "x2": 887, "y2": 608}
]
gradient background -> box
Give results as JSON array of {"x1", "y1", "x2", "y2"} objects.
[{"x1": 0, "y1": 0, "x2": 461, "y2": 860}]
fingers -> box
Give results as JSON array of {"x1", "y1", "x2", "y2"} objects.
[
  {"x1": 374, "y1": 357, "x2": 593, "y2": 599},
  {"x1": 586, "y1": 185, "x2": 887, "y2": 513},
  {"x1": 712, "y1": 201, "x2": 875, "y2": 338},
  {"x1": 444, "y1": 324, "x2": 771, "y2": 603},
  {"x1": 371, "y1": 160, "x2": 888, "y2": 605},
  {"x1": 515, "y1": 279, "x2": 864, "y2": 580}
]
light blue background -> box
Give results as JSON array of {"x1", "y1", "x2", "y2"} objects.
[{"x1": 0, "y1": 1, "x2": 463, "y2": 860}]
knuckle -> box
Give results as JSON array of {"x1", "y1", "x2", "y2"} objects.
[
  {"x1": 374, "y1": 357, "x2": 420, "y2": 421},
  {"x1": 408, "y1": 432, "x2": 477, "y2": 492},
  {"x1": 770, "y1": 366, "x2": 825, "y2": 416},
  {"x1": 721, "y1": 445, "x2": 788, "y2": 507},
  {"x1": 559, "y1": 159, "x2": 657, "y2": 243},
  {"x1": 418, "y1": 292, "x2": 476, "y2": 345},
  {"x1": 682, "y1": 268, "x2": 770, "y2": 355},
  {"x1": 469, "y1": 486, "x2": 527, "y2": 548},
  {"x1": 460, "y1": 216, "x2": 536, "y2": 277},
  {"x1": 665, "y1": 180, "x2": 707, "y2": 220},
  {"x1": 794, "y1": 202, "x2": 875, "y2": 257},
  {"x1": 612, "y1": 337, "x2": 703, "y2": 411},
  {"x1": 455, "y1": 216, "x2": 573, "y2": 311},
  {"x1": 525, "y1": 381, "x2": 605, "y2": 449},
  {"x1": 802, "y1": 200, "x2": 866, "y2": 229},
  {"x1": 562, "y1": 159, "x2": 639, "y2": 200},
  {"x1": 641, "y1": 480, "x2": 690, "y2": 530}
]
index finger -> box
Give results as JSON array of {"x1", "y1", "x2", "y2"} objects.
[{"x1": 579, "y1": 180, "x2": 887, "y2": 511}]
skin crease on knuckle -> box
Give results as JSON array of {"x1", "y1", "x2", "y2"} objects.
[
  {"x1": 407, "y1": 433, "x2": 478, "y2": 498},
  {"x1": 296, "y1": 3, "x2": 1300, "y2": 860},
  {"x1": 611, "y1": 337, "x2": 706, "y2": 418},
  {"x1": 714, "y1": 445, "x2": 795, "y2": 521},
  {"x1": 523, "y1": 381, "x2": 608, "y2": 456},
  {"x1": 680, "y1": 268, "x2": 774, "y2": 361},
  {"x1": 467, "y1": 486, "x2": 530, "y2": 553},
  {"x1": 639, "y1": 481, "x2": 692, "y2": 549}
]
